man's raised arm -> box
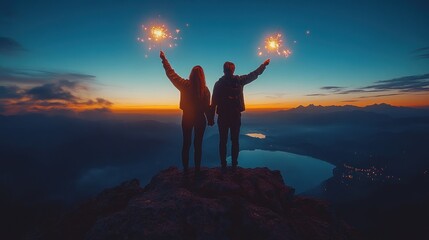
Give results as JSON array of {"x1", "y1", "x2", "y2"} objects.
[{"x1": 239, "y1": 59, "x2": 270, "y2": 85}]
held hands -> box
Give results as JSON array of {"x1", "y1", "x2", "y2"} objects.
[
  {"x1": 208, "y1": 118, "x2": 215, "y2": 126},
  {"x1": 160, "y1": 51, "x2": 166, "y2": 60},
  {"x1": 263, "y1": 59, "x2": 270, "y2": 66}
]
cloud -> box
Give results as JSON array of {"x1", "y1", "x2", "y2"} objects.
[
  {"x1": 27, "y1": 80, "x2": 78, "y2": 101},
  {"x1": 316, "y1": 73, "x2": 429, "y2": 99},
  {"x1": 359, "y1": 93, "x2": 400, "y2": 99},
  {"x1": 320, "y1": 86, "x2": 344, "y2": 91},
  {"x1": 337, "y1": 89, "x2": 371, "y2": 94},
  {"x1": 412, "y1": 47, "x2": 429, "y2": 52},
  {"x1": 363, "y1": 73, "x2": 429, "y2": 92},
  {"x1": 85, "y1": 98, "x2": 113, "y2": 107},
  {"x1": 0, "y1": 85, "x2": 23, "y2": 99},
  {"x1": 306, "y1": 93, "x2": 327, "y2": 97},
  {"x1": 0, "y1": 66, "x2": 95, "y2": 85},
  {"x1": 341, "y1": 100, "x2": 359, "y2": 103},
  {"x1": 35, "y1": 101, "x2": 69, "y2": 107},
  {"x1": 0, "y1": 37, "x2": 26, "y2": 55},
  {"x1": 0, "y1": 67, "x2": 112, "y2": 115},
  {"x1": 412, "y1": 46, "x2": 429, "y2": 59}
]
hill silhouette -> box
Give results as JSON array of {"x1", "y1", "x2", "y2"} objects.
[
  {"x1": 1, "y1": 104, "x2": 428, "y2": 239},
  {"x1": 46, "y1": 167, "x2": 358, "y2": 240}
]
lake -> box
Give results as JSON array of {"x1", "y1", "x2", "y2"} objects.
[{"x1": 227, "y1": 149, "x2": 335, "y2": 194}]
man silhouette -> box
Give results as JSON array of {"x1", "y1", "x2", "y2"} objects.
[{"x1": 209, "y1": 59, "x2": 270, "y2": 171}]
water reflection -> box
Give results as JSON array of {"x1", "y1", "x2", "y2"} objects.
[
  {"x1": 245, "y1": 133, "x2": 266, "y2": 139},
  {"x1": 227, "y1": 149, "x2": 335, "y2": 193}
]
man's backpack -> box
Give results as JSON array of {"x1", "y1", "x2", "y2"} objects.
[{"x1": 221, "y1": 76, "x2": 242, "y2": 113}]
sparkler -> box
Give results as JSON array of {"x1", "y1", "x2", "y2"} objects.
[
  {"x1": 257, "y1": 33, "x2": 292, "y2": 58},
  {"x1": 137, "y1": 22, "x2": 182, "y2": 55}
]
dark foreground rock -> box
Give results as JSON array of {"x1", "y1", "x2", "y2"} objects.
[{"x1": 47, "y1": 167, "x2": 358, "y2": 240}]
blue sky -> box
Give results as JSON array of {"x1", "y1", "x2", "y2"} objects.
[{"x1": 1, "y1": 0, "x2": 428, "y2": 112}]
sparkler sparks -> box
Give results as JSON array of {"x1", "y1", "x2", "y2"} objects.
[
  {"x1": 151, "y1": 26, "x2": 168, "y2": 40},
  {"x1": 137, "y1": 22, "x2": 182, "y2": 55},
  {"x1": 258, "y1": 33, "x2": 292, "y2": 58}
]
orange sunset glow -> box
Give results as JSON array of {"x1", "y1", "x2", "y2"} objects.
[{"x1": 106, "y1": 93, "x2": 429, "y2": 114}]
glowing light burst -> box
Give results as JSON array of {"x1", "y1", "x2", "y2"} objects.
[
  {"x1": 137, "y1": 22, "x2": 182, "y2": 54},
  {"x1": 257, "y1": 33, "x2": 292, "y2": 58}
]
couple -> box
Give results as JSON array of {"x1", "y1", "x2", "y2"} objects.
[{"x1": 160, "y1": 51, "x2": 270, "y2": 175}]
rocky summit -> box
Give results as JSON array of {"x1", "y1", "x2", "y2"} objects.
[{"x1": 48, "y1": 167, "x2": 358, "y2": 240}]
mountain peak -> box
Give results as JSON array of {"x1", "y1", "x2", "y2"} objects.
[
  {"x1": 365, "y1": 103, "x2": 393, "y2": 108},
  {"x1": 47, "y1": 167, "x2": 358, "y2": 240}
]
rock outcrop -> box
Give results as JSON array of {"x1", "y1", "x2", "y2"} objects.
[{"x1": 48, "y1": 167, "x2": 358, "y2": 240}]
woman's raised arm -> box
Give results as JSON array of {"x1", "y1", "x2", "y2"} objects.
[{"x1": 160, "y1": 51, "x2": 188, "y2": 91}]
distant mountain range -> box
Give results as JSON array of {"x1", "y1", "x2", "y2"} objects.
[
  {"x1": 285, "y1": 103, "x2": 429, "y2": 118},
  {"x1": 247, "y1": 103, "x2": 429, "y2": 127}
]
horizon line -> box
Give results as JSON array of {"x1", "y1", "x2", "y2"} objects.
[{"x1": 111, "y1": 102, "x2": 429, "y2": 114}]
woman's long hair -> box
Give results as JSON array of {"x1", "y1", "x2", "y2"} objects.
[{"x1": 189, "y1": 65, "x2": 206, "y2": 99}]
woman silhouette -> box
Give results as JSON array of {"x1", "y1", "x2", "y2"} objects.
[{"x1": 160, "y1": 51, "x2": 211, "y2": 175}]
